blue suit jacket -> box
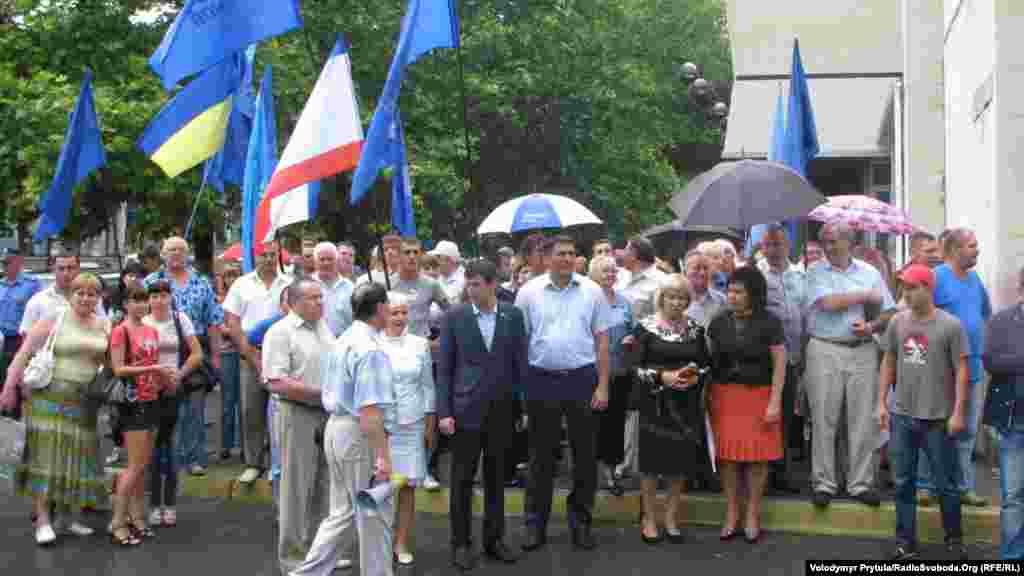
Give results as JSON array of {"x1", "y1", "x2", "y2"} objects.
[{"x1": 437, "y1": 302, "x2": 526, "y2": 430}]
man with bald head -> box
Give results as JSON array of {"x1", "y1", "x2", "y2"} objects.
[{"x1": 144, "y1": 236, "x2": 225, "y2": 476}]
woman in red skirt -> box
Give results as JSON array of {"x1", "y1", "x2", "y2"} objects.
[{"x1": 706, "y1": 266, "x2": 785, "y2": 544}]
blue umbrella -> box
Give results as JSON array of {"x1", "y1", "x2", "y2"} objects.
[{"x1": 476, "y1": 193, "x2": 603, "y2": 234}]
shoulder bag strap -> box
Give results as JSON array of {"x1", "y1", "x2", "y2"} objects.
[
  {"x1": 42, "y1": 308, "x2": 67, "y2": 355},
  {"x1": 170, "y1": 300, "x2": 188, "y2": 369}
]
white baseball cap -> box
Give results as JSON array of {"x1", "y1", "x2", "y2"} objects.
[{"x1": 430, "y1": 240, "x2": 461, "y2": 260}]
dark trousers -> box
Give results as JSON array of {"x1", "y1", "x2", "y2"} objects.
[
  {"x1": 525, "y1": 367, "x2": 598, "y2": 530},
  {"x1": 890, "y1": 413, "x2": 962, "y2": 546},
  {"x1": 772, "y1": 365, "x2": 799, "y2": 483},
  {"x1": 150, "y1": 396, "x2": 180, "y2": 507},
  {"x1": 595, "y1": 374, "x2": 631, "y2": 468},
  {"x1": 1, "y1": 337, "x2": 22, "y2": 420},
  {"x1": 449, "y1": 402, "x2": 512, "y2": 548}
]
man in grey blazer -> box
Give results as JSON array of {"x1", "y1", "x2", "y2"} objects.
[{"x1": 438, "y1": 258, "x2": 527, "y2": 571}]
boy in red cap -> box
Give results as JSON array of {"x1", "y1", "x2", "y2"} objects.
[{"x1": 878, "y1": 264, "x2": 969, "y2": 560}]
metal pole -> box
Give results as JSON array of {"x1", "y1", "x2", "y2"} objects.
[{"x1": 184, "y1": 169, "x2": 209, "y2": 242}]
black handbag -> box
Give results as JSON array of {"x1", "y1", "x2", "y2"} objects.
[
  {"x1": 170, "y1": 304, "x2": 219, "y2": 396},
  {"x1": 101, "y1": 323, "x2": 136, "y2": 405}
]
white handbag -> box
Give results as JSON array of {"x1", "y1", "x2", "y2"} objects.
[{"x1": 22, "y1": 308, "x2": 66, "y2": 390}]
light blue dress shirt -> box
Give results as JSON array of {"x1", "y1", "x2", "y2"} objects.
[
  {"x1": 806, "y1": 258, "x2": 895, "y2": 341},
  {"x1": 318, "y1": 275, "x2": 355, "y2": 338},
  {"x1": 0, "y1": 273, "x2": 41, "y2": 337},
  {"x1": 686, "y1": 288, "x2": 726, "y2": 327},
  {"x1": 321, "y1": 321, "x2": 395, "y2": 431},
  {"x1": 472, "y1": 303, "x2": 497, "y2": 351},
  {"x1": 760, "y1": 261, "x2": 806, "y2": 364},
  {"x1": 514, "y1": 273, "x2": 612, "y2": 370}
]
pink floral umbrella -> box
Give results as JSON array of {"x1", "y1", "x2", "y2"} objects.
[{"x1": 807, "y1": 195, "x2": 924, "y2": 235}]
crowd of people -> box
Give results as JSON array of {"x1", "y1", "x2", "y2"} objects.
[{"x1": 0, "y1": 221, "x2": 1021, "y2": 573}]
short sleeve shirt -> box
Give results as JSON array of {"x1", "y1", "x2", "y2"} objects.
[
  {"x1": 262, "y1": 313, "x2": 333, "y2": 396},
  {"x1": 223, "y1": 272, "x2": 292, "y2": 332},
  {"x1": 514, "y1": 273, "x2": 612, "y2": 370},
  {"x1": 932, "y1": 264, "x2": 992, "y2": 381},
  {"x1": 881, "y1": 309, "x2": 967, "y2": 420},
  {"x1": 390, "y1": 275, "x2": 449, "y2": 338},
  {"x1": 806, "y1": 258, "x2": 895, "y2": 341},
  {"x1": 111, "y1": 322, "x2": 161, "y2": 402},
  {"x1": 317, "y1": 276, "x2": 355, "y2": 338},
  {"x1": 0, "y1": 273, "x2": 42, "y2": 337},
  {"x1": 143, "y1": 313, "x2": 195, "y2": 367},
  {"x1": 320, "y1": 321, "x2": 396, "y2": 430},
  {"x1": 19, "y1": 286, "x2": 106, "y2": 335},
  {"x1": 143, "y1": 269, "x2": 224, "y2": 336}
]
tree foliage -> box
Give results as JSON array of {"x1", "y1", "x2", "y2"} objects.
[{"x1": 0, "y1": 0, "x2": 730, "y2": 255}]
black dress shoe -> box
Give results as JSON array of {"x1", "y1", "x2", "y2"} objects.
[
  {"x1": 571, "y1": 522, "x2": 596, "y2": 550},
  {"x1": 522, "y1": 526, "x2": 546, "y2": 551},
  {"x1": 812, "y1": 491, "x2": 833, "y2": 508},
  {"x1": 452, "y1": 546, "x2": 476, "y2": 571},
  {"x1": 484, "y1": 541, "x2": 520, "y2": 564},
  {"x1": 852, "y1": 490, "x2": 881, "y2": 507}
]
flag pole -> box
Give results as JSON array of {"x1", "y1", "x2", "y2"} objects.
[
  {"x1": 454, "y1": 0, "x2": 474, "y2": 206},
  {"x1": 184, "y1": 168, "x2": 210, "y2": 241}
]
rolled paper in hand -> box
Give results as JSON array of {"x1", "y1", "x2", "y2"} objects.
[{"x1": 356, "y1": 473, "x2": 409, "y2": 516}]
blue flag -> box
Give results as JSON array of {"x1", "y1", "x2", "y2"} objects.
[
  {"x1": 391, "y1": 110, "x2": 416, "y2": 237},
  {"x1": 205, "y1": 47, "x2": 256, "y2": 194},
  {"x1": 350, "y1": 0, "x2": 458, "y2": 206},
  {"x1": 35, "y1": 70, "x2": 107, "y2": 241},
  {"x1": 241, "y1": 66, "x2": 277, "y2": 273},
  {"x1": 782, "y1": 39, "x2": 819, "y2": 176},
  {"x1": 149, "y1": 0, "x2": 302, "y2": 91}
]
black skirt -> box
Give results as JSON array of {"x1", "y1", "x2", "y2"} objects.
[{"x1": 117, "y1": 401, "x2": 158, "y2": 431}]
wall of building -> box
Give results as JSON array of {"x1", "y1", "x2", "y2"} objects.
[
  {"x1": 900, "y1": 0, "x2": 946, "y2": 236},
  {"x1": 992, "y1": 0, "x2": 1024, "y2": 307},
  {"x1": 943, "y1": 0, "x2": 1024, "y2": 310},
  {"x1": 727, "y1": 0, "x2": 901, "y2": 76}
]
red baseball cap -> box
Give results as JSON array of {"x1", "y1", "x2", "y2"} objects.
[{"x1": 900, "y1": 264, "x2": 935, "y2": 289}]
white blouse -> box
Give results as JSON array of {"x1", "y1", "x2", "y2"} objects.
[{"x1": 380, "y1": 332, "x2": 435, "y2": 426}]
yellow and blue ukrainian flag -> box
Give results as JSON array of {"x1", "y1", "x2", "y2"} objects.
[{"x1": 137, "y1": 55, "x2": 242, "y2": 178}]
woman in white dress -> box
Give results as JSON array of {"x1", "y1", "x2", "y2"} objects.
[{"x1": 381, "y1": 291, "x2": 436, "y2": 565}]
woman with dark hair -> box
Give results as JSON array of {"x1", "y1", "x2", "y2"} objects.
[
  {"x1": 143, "y1": 279, "x2": 202, "y2": 528},
  {"x1": 109, "y1": 281, "x2": 169, "y2": 546},
  {"x1": 706, "y1": 266, "x2": 785, "y2": 544},
  {"x1": 111, "y1": 261, "x2": 148, "y2": 324}
]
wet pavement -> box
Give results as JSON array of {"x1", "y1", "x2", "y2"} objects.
[{"x1": 0, "y1": 494, "x2": 1000, "y2": 576}]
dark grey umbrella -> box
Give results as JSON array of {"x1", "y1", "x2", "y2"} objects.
[{"x1": 669, "y1": 160, "x2": 824, "y2": 228}]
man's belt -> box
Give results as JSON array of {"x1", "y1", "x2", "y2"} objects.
[
  {"x1": 531, "y1": 364, "x2": 593, "y2": 378},
  {"x1": 812, "y1": 336, "x2": 871, "y2": 348}
]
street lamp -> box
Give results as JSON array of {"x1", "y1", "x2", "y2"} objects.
[{"x1": 679, "y1": 61, "x2": 728, "y2": 129}]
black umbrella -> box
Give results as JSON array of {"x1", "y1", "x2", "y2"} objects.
[
  {"x1": 670, "y1": 160, "x2": 824, "y2": 228},
  {"x1": 640, "y1": 221, "x2": 742, "y2": 257}
]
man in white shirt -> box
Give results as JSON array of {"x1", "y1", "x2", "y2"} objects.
[
  {"x1": 357, "y1": 235, "x2": 403, "y2": 287},
  {"x1": 264, "y1": 281, "x2": 334, "y2": 574},
  {"x1": 223, "y1": 241, "x2": 293, "y2": 484},
  {"x1": 432, "y1": 240, "x2": 465, "y2": 304},
  {"x1": 313, "y1": 243, "x2": 354, "y2": 338},
  {"x1": 20, "y1": 254, "x2": 105, "y2": 334}
]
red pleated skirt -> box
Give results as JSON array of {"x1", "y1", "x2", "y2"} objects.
[{"x1": 711, "y1": 383, "x2": 782, "y2": 462}]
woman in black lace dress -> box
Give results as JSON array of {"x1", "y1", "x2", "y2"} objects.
[{"x1": 630, "y1": 274, "x2": 711, "y2": 544}]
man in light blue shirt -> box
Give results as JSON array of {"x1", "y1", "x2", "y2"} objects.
[
  {"x1": 312, "y1": 242, "x2": 354, "y2": 338},
  {"x1": 0, "y1": 248, "x2": 40, "y2": 420},
  {"x1": 805, "y1": 223, "x2": 895, "y2": 509},
  {"x1": 290, "y1": 283, "x2": 395, "y2": 576},
  {"x1": 684, "y1": 250, "x2": 726, "y2": 327},
  {"x1": 514, "y1": 235, "x2": 610, "y2": 553}
]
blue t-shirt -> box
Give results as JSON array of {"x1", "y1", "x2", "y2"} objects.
[
  {"x1": 933, "y1": 264, "x2": 992, "y2": 381},
  {"x1": 247, "y1": 312, "x2": 286, "y2": 349}
]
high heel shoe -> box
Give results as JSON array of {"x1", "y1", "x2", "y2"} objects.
[
  {"x1": 639, "y1": 513, "x2": 662, "y2": 544},
  {"x1": 109, "y1": 524, "x2": 141, "y2": 547},
  {"x1": 744, "y1": 527, "x2": 761, "y2": 544},
  {"x1": 720, "y1": 526, "x2": 739, "y2": 541}
]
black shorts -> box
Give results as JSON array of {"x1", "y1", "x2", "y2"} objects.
[{"x1": 117, "y1": 401, "x2": 158, "y2": 432}]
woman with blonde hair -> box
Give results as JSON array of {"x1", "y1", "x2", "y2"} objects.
[
  {"x1": 629, "y1": 274, "x2": 710, "y2": 544},
  {"x1": 379, "y1": 291, "x2": 436, "y2": 565},
  {"x1": 589, "y1": 255, "x2": 633, "y2": 496},
  {"x1": 1, "y1": 273, "x2": 110, "y2": 545}
]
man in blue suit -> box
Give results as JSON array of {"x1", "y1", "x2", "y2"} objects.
[{"x1": 438, "y1": 258, "x2": 526, "y2": 572}]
